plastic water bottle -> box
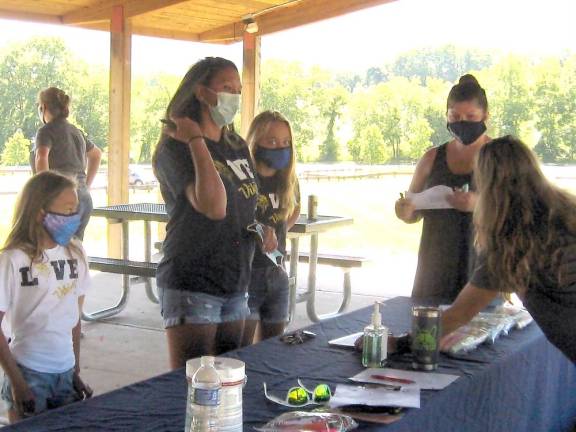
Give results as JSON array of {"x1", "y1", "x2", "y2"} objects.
[{"x1": 189, "y1": 356, "x2": 221, "y2": 432}]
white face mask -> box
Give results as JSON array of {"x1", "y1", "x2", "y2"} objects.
[{"x1": 208, "y1": 90, "x2": 240, "y2": 128}]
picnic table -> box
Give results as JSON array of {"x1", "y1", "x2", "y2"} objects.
[{"x1": 87, "y1": 203, "x2": 353, "y2": 322}]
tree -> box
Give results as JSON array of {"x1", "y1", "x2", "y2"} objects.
[
  {"x1": 348, "y1": 77, "x2": 434, "y2": 163},
  {"x1": 1, "y1": 129, "x2": 30, "y2": 166},
  {"x1": 0, "y1": 37, "x2": 76, "y2": 154},
  {"x1": 131, "y1": 73, "x2": 179, "y2": 163},
  {"x1": 390, "y1": 45, "x2": 493, "y2": 84},
  {"x1": 533, "y1": 56, "x2": 576, "y2": 162},
  {"x1": 477, "y1": 55, "x2": 534, "y2": 139}
]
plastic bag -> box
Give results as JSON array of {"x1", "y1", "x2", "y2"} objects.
[
  {"x1": 441, "y1": 325, "x2": 490, "y2": 354},
  {"x1": 255, "y1": 411, "x2": 358, "y2": 432},
  {"x1": 493, "y1": 306, "x2": 534, "y2": 329},
  {"x1": 470, "y1": 312, "x2": 516, "y2": 344}
]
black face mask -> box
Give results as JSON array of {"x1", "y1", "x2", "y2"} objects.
[{"x1": 447, "y1": 121, "x2": 486, "y2": 145}]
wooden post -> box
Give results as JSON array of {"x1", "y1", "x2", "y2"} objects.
[
  {"x1": 240, "y1": 31, "x2": 261, "y2": 138},
  {"x1": 107, "y1": 6, "x2": 132, "y2": 258}
]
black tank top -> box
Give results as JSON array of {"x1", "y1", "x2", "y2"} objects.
[{"x1": 412, "y1": 143, "x2": 476, "y2": 301}]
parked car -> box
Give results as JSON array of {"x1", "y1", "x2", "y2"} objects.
[{"x1": 129, "y1": 169, "x2": 144, "y2": 186}]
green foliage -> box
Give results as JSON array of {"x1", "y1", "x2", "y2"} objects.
[
  {"x1": 348, "y1": 77, "x2": 434, "y2": 163},
  {"x1": 1, "y1": 130, "x2": 30, "y2": 166},
  {"x1": 390, "y1": 45, "x2": 493, "y2": 84},
  {"x1": 259, "y1": 61, "x2": 349, "y2": 162},
  {"x1": 131, "y1": 74, "x2": 179, "y2": 163},
  {"x1": 1, "y1": 37, "x2": 576, "y2": 167},
  {"x1": 0, "y1": 37, "x2": 75, "y2": 152}
]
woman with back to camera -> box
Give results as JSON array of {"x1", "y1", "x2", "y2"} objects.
[
  {"x1": 441, "y1": 136, "x2": 576, "y2": 363},
  {"x1": 34, "y1": 87, "x2": 102, "y2": 240},
  {"x1": 153, "y1": 57, "x2": 274, "y2": 369},
  {"x1": 395, "y1": 75, "x2": 491, "y2": 302}
]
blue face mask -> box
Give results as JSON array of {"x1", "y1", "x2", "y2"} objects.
[
  {"x1": 255, "y1": 146, "x2": 291, "y2": 170},
  {"x1": 43, "y1": 210, "x2": 82, "y2": 246}
]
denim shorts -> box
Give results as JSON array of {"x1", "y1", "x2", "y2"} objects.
[
  {"x1": 247, "y1": 266, "x2": 290, "y2": 323},
  {"x1": 1, "y1": 364, "x2": 75, "y2": 414},
  {"x1": 159, "y1": 289, "x2": 250, "y2": 328}
]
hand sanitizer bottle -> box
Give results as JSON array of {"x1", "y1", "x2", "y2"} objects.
[{"x1": 362, "y1": 302, "x2": 388, "y2": 368}]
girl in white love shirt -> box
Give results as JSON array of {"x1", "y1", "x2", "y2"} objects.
[{"x1": 0, "y1": 171, "x2": 92, "y2": 423}]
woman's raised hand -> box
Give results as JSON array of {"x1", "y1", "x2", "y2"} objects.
[{"x1": 163, "y1": 116, "x2": 204, "y2": 145}]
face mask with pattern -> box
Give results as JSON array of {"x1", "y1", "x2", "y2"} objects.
[{"x1": 42, "y1": 210, "x2": 82, "y2": 246}]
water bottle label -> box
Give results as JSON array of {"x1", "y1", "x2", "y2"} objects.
[{"x1": 193, "y1": 388, "x2": 220, "y2": 407}]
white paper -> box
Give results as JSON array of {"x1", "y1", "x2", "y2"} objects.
[
  {"x1": 406, "y1": 185, "x2": 454, "y2": 210},
  {"x1": 350, "y1": 368, "x2": 459, "y2": 391},
  {"x1": 329, "y1": 384, "x2": 420, "y2": 409},
  {"x1": 328, "y1": 332, "x2": 363, "y2": 348}
]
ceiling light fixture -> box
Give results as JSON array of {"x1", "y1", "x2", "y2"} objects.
[{"x1": 242, "y1": 14, "x2": 259, "y2": 34}]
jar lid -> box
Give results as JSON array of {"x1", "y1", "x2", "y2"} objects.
[{"x1": 186, "y1": 357, "x2": 245, "y2": 382}]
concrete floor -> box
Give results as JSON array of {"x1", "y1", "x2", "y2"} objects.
[{"x1": 0, "y1": 263, "x2": 414, "y2": 421}]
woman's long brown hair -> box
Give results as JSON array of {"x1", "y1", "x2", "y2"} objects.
[
  {"x1": 474, "y1": 135, "x2": 576, "y2": 291},
  {"x1": 246, "y1": 111, "x2": 298, "y2": 219},
  {"x1": 2, "y1": 171, "x2": 80, "y2": 261}
]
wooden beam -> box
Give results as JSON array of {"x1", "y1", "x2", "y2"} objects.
[
  {"x1": 62, "y1": 0, "x2": 190, "y2": 25},
  {"x1": 107, "y1": 5, "x2": 132, "y2": 258},
  {"x1": 0, "y1": 9, "x2": 61, "y2": 25},
  {"x1": 199, "y1": 0, "x2": 398, "y2": 43},
  {"x1": 128, "y1": 24, "x2": 200, "y2": 42},
  {"x1": 240, "y1": 32, "x2": 261, "y2": 137}
]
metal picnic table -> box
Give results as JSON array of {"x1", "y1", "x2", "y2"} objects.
[{"x1": 88, "y1": 203, "x2": 352, "y2": 322}]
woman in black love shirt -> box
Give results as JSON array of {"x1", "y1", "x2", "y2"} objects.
[{"x1": 153, "y1": 57, "x2": 265, "y2": 368}]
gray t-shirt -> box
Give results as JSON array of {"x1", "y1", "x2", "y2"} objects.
[
  {"x1": 471, "y1": 240, "x2": 576, "y2": 363},
  {"x1": 35, "y1": 118, "x2": 94, "y2": 186}
]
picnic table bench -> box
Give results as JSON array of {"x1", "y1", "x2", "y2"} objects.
[{"x1": 86, "y1": 203, "x2": 357, "y2": 322}]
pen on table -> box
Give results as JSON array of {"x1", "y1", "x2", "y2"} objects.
[{"x1": 371, "y1": 374, "x2": 415, "y2": 385}]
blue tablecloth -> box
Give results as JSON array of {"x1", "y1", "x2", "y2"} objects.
[{"x1": 4, "y1": 297, "x2": 576, "y2": 431}]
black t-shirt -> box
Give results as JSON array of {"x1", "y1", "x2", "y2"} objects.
[
  {"x1": 154, "y1": 132, "x2": 258, "y2": 296},
  {"x1": 34, "y1": 118, "x2": 94, "y2": 186},
  {"x1": 470, "y1": 238, "x2": 576, "y2": 363},
  {"x1": 253, "y1": 175, "x2": 300, "y2": 269}
]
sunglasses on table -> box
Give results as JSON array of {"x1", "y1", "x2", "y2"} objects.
[
  {"x1": 263, "y1": 379, "x2": 332, "y2": 407},
  {"x1": 280, "y1": 330, "x2": 316, "y2": 345}
]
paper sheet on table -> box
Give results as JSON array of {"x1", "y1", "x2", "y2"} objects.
[
  {"x1": 328, "y1": 332, "x2": 363, "y2": 348},
  {"x1": 406, "y1": 185, "x2": 454, "y2": 210},
  {"x1": 329, "y1": 384, "x2": 420, "y2": 409},
  {"x1": 350, "y1": 368, "x2": 459, "y2": 390}
]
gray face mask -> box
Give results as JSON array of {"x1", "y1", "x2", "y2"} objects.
[{"x1": 207, "y1": 90, "x2": 240, "y2": 128}]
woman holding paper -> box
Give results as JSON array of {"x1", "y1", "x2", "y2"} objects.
[
  {"x1": 440, "y1": 136, "x2": 576, "y2": 363},
  {"x1": 395, "y1": 75, "x2": 491, "y2": 301}
]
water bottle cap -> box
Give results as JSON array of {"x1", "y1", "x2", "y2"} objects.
[
  {"x1": 200, "y1": 356, "x2": 215, "y2": 367},
  {"x1": 187, "y1": 357, "x2": 245, "y2": 382}
]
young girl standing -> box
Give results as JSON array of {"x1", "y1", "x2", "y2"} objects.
[
  {"x1": 0, "y1": 171, "x2": 92, "y2": 423},
  {"x1": 242, "y1": 111, "x2": 300, "y2": 345}
]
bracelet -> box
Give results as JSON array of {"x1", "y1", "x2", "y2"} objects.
[{"x1": 187, "y1": 135, "x2": 204, "y2": 144}]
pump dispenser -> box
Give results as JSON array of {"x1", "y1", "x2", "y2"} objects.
[{"x1": 362, "y1": 302, "x2": 388, "y2": 367}]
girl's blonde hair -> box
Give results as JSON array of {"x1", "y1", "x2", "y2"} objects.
[
  {"x1": 2, "y1": 171, "x2": 80, "y2": 261},
  {"x1": 247, "y1": 111, "x2": 298, "y2": 219},
  {"x1": 38, "y1": 87, "x2": 70, "y2": 119},
  {"x1": 474, "y1": 135, "x2": 576, "y2": 292}
]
